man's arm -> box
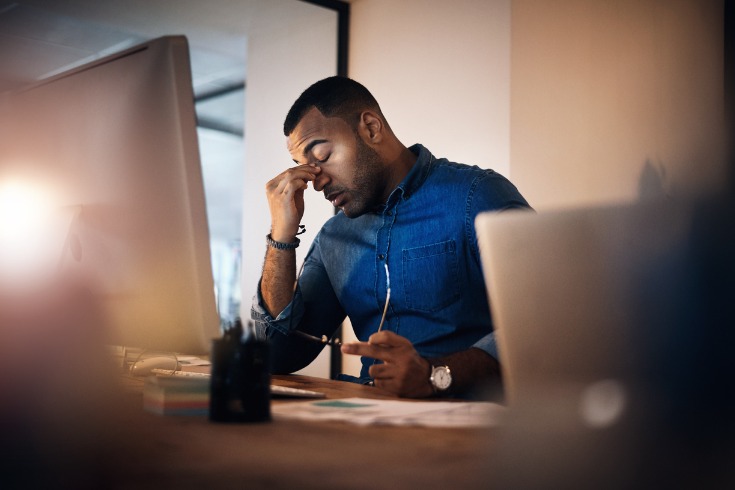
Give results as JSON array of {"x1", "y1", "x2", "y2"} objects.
[
  {"x1": 252, "y1": 163, "x2": 346, "y2": 375},
  {"x1": 261, "y1": 163, "x2": 320, "y2": 317},
  {"x1": 252, "y1": 245, "x2": 346, "y2": 374},
  {"x1": 341, "y1": 331, "x2": 501, "y2": 398},
  {"x1": 261, "y1": 246, "x2": 297, "y2": 318}
]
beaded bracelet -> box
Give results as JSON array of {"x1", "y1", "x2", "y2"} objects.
[{"x1": 266, "y1": 233, "x2": 300, "y2": 250}]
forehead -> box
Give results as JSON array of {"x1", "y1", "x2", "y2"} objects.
[{"x1": 286, "y1": 107, "x2": 352, "y2": 158}]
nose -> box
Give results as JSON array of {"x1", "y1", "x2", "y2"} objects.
[{"x1": 313, "y1": 172, "x2": 329, "y2": 193}]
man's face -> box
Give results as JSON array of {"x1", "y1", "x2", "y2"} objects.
[{"x1": 287, "y1": 107, "x2": 388, "y2": 218}]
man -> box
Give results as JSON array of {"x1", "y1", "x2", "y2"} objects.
[{"x1": 252, "y1": 76, "x2": 530, "y2": 398}]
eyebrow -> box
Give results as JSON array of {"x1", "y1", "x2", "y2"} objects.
[
  {"x1": 291, "y1": 139, "x2": 328, "y2": 165},
  {"x1": 302, "y1": 139, "x2": 328, "y2": 159}
]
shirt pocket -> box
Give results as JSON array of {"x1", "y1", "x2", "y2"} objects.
[{"x1": 402, "y1": 240, "x2": 460, "y2": 313}]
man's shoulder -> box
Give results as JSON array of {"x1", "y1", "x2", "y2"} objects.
[
  {"x1": 429, "y1": 157, "x2": 506, "y2": 188},
  {"x1": 427, "y1": 157, "x2": 530, "y2": 211}
]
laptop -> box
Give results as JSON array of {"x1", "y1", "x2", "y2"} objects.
[
  {"x1": 475, "y1": 200, "x2": 692, "y2": 405},
  {"x1": 474, "y1": 200, "x2": 708, "y2": 488}
]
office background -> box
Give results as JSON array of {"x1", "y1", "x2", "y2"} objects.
[
  {"x1": 290, "y1": 0, "x2": 726, "y2": 377},
  {"x1": 1, "y1": 0, "x2": 727, "y2": 378}
]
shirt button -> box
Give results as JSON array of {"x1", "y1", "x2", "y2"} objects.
[
  {"x1": 386, "y1": 210, "x2": 393, "y2": 216},
  {"x1": 378, "y1": 254, "x2": 385, "y2": 260}
]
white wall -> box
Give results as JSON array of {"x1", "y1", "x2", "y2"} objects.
[
  {"x1": 511, "y1": 0, "x2": 726, "y2": 210},
  {"x1": 241, "y1": 3, "x2": 337, "y2": 377},
  {"x1": 349, "y1": 0, "x2": 512, "y2": 177}
]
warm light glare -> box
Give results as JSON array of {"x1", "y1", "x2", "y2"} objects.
[
  {"x1": 0, "y1": 180, "x2": 53, "y2": 233},
  {"x1": 0, "y1": 179, "x2": 64, "y2": 285}
]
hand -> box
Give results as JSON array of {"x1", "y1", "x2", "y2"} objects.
[
  {"x1": 265, "y1": 164, "x2": 321, "y2": 241},
  {"x1": 341, "y1": 331, "x2": 434, "y2": 398}
]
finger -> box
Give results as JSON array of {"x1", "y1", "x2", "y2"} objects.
[
  {"x1": 267, "y1": 166, "x2": 319, "y2": 191},
  {"x1": 368, "y1": 363, "x2": 393, "y2": 380},
  {"x1": 341, "y1": 341, "x2": 391, "y2": 362},
  {"x1": 371, "y1": 375, "x2": 405, "y2": 396},
  {"x1": 273, "y1": 171, "x2": 315, "y2": 195},
  {"x1": 287, "y1": 164, "x2": 321, "y2": 179},
  {"x1": 368, "y1": 330, "x2": 411, "y2": 347},
  {"x1": 276, "y1": 178, "x2": 309, "y2": 198}
]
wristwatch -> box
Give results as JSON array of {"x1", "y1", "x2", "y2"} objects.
[{"x1": 430, "y1": 365, "x2": 452, "y2": 393}]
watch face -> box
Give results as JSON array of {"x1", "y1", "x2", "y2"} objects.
[{"x1": 432, "y1": 366, "x2": 452, "y2": 391}]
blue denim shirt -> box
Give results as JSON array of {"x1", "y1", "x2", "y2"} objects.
[{"x1": 252, "y1": 144, "x2": 530, "y2": 381}]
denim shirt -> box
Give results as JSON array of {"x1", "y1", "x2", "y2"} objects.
[{"x1": 252, "y1": 144, "x2": 530, "y2": 381}]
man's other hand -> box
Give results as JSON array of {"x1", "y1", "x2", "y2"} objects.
[{"x1": 341, "y1": 330, "x2": 434, "y2": 398}]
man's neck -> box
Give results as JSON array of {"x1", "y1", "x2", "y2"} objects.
[{"x1": 382, "y1": 143, "x2": 417, "y2": 193}]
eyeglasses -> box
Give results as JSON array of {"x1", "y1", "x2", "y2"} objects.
[
  {"x1": 377, "y1": 262, "x2": 390, "y2": 333},
  {"x1": 292, "y1": 262, "x2": 391, "y2": 346}
]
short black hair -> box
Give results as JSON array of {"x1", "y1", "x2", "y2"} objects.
[{"x1": 283, "y1": 76, "x2": 383, "y2": 136}]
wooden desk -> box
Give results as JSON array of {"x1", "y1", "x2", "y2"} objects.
[{"x1": 103, "y1": 374, "x2": 494, "y2": 489}]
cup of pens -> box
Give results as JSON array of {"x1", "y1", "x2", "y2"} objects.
[{"x1": 209, "y1": 318, "x2": 271, "y2": 423}]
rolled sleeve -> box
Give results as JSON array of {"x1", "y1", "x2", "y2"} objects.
[
  {"x1": 251, "y1": 280, "x2": 304, "y2": 340},
  {"x1": 471, "y1": 331, "x2": 499, "y2": 361},
  {"x1": 248, "y1": 235, "x2": 347, "y2": 374}
]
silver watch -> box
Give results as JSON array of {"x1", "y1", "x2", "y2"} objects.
[{"x1": 430, "y1": 365, "x2": 452, "y2": 393}]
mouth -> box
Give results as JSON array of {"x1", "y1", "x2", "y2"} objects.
[{"x1": 325, "y1": 190, "x2": 346, "y2": 208}]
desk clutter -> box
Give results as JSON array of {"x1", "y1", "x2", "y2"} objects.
[
  {"x1": 142, "y1": 370, "x2": 326, "y2": 417},
  {"x1": 141, "y1": 319, "x2": 326, "y2": 419},
  {"x1": 209, "y1": 318, "x2": 271, "y2": 423},
  {"x1": 143, "y1": 374, "x2": 209, "y2": 416}
]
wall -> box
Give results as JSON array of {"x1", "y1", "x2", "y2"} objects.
[
  {"x1": 349, "y1": 0, "x2": 512, "y2": 177},
  {"x1": 241, "y1": 3, "x2": 337, "y2": 377},
  {"x1": 511, "y1": 0, "x2": 726, "y2": 210}
]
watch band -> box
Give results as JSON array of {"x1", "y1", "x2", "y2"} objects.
[{"x1": 266, "y1": 233, "x2": 300, "y2": 250}]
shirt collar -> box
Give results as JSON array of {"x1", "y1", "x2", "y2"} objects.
[{"x1": 382, "y1": 144, "x2": 434, "y2": 211}]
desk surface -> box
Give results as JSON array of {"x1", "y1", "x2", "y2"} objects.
[{"x1": 104, "y1": 373, "x2": 494, "y2": 489}]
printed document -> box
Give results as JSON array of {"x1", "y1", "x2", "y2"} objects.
[{"x1": 272, "y1": 397, "x2": 505, "y2": 428}]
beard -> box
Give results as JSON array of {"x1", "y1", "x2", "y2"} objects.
[{"x1": 327, "y1": 136, "x2": 389, "y2": 218}]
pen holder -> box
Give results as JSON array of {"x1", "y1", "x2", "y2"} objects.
[{"x1": 209, "y1": 337, "x2": 271, "y2": 423}]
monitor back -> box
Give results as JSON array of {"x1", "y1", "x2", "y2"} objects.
[{"x1": 1, "y1": 36, "x2": 220, "y2": 354}]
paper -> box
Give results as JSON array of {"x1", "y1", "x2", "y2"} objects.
[
  {"x1": 271, "y1": 397, "x2": 506, "y2": 428},
  {"x1": 176, "y1": 356, "x2": 211, "y2": 366}
]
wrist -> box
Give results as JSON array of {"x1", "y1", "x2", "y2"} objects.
[
  {"x1": 270, "y1": 224, "x2": 305, "y2": 244},
  {"x1": 270, "y1": 231, "x2": 297, "y2": 243},
  {"x1": 420, "y1": 357, "x2": 435, "y2": 397},
  {"x1": 266, "y1": 233, "x2": 299, "y2": 250}
]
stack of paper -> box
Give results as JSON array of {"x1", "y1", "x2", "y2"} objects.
[
  {"x1": 271, "y1": 397, "x2": 505, "y2": 428},
  {"x1": 143, "y1": 374, "x2": 209, "y2": 416}
]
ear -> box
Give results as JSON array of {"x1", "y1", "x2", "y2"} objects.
[{"x1": 358, "y1": 110, "x2": 384, "y2": 144}]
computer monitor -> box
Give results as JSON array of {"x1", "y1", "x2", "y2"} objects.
[{"x1": 0, "y1": 36, "x2": 220, "y2": 354}]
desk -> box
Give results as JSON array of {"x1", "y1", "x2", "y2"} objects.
[{"x1": 100, "y1": 374, "x2": 494, "y2": 489}]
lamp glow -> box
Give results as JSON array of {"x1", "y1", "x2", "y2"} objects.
[{"x1": 0, "y1": 179, "x2": 66, "y2": 285}]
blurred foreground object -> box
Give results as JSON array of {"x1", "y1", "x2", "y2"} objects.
[
  {"x1": 0, "y1": 270, "x2": 122, "y2": 489},
  {"x1": 477, "y1": 194, "x2": 734, "y2": 489}
]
